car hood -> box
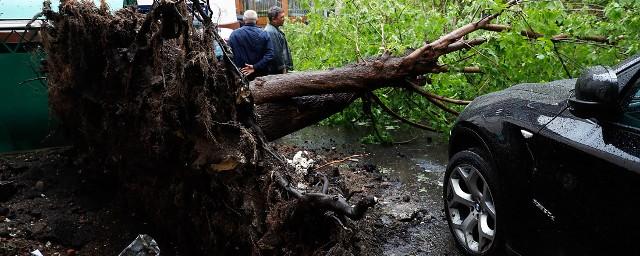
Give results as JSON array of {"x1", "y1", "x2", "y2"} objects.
[{"x1": 458, "y1": 79, "x2": 576, "y2": 132}]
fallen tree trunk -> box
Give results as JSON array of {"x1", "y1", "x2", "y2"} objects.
[{"x1": 256, "y1": 93, "x2": 358, "y2": 141}]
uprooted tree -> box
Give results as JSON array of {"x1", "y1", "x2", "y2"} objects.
[{"x1": 41, "y1": 0, "x2": 621, "y2": 254}]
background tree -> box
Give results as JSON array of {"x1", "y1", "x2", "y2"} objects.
[{"x1": 287, "y1": 0, "x2": 639, "y2": 141}]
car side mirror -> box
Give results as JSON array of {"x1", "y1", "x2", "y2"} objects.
[{"x1": 569, "y1": 65, "x2": 620, "y2": 114}]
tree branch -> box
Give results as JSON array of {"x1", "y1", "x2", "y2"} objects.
[
  {"x1": 428, "y1": 65, "x2": 483, "y2": 74},
  {"x1": 552, "y1": 42, "x2": 572, "y2": 78},
  {"x1": 404, "y1": 81, "x2": 460, "y2": 115},
  {"x1": 402, "y1": 0, "x2": 520, "y2": 68},
  {"x1": 481, "y1": 24, "x2": 511, "y2": 32},
  {"x1": 271, "y1": 170, "x2": 376, "y2": 220},
  {"x1": 443, "y1": 38, "x2": 488, "y2": 54},
  {"x1": 368, "y1": 92, "x2": 438, "y2": 131},
  {"x1": 404, "y1": 80, "x2": 471, "y2": 105},
  {"x1": 312, "y1": 154, "x2": 368, "y2": 171},
  {"x1": 481, "y1": 24, "x2": 617, "y2": 45}
]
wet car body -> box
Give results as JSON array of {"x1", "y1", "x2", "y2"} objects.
[{"x1": 446, "y1": 55, "x2": 640, "y2": 255}]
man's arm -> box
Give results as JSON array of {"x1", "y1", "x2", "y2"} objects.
[
  {"x1": 252, "y1": 33, "x2": 274, "y2": 71},
  {"x1": 285, "y1": 42, "x2": 293, "y2": 71},
  {"x1": 266, "y1": 29, "x2": 285, "y2": 72}
]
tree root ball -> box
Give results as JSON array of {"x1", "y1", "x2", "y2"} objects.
[{"x1": 42, "y1": 1, "x2": 369, "y2": 255}]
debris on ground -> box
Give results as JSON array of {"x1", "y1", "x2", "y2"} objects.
[
  {"x1": 118, "y1": 234, "x2": 160, "y2": 256},
  {"x1": 287, "y1": 151, "x2": 315, "y2": 175}
]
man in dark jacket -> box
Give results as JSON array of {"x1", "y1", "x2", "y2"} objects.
[
  {"x1": 265, "y1": 6, "x2": 293, "y2": 74},
  {"x1": 228, "y1": 10, "x2": 274, "y2": 80}
]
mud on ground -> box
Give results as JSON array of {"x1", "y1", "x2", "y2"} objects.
[{"x1": 0, "y1": 144, "x2": 461, "y2": 255}]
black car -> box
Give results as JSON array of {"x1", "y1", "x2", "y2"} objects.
[{"x1": 444, "y1": 54, "x2": 640, "y2": 255}]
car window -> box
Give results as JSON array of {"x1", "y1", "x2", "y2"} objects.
[{"x1": 622, "y1": 79, "x2": 640, "y2": 127}]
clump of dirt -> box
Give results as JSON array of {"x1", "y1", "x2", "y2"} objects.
[{"x1": 36, "y1": 1, "x2": 376, "y2": 255}]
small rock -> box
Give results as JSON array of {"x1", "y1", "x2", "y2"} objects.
[
  {"x1": 362, "y1": 163, "x2": 377, "y2": 173},
  {"x1": 380, "y1": 215, "x2": 393, "y2": 226},
  {"x1": 402, "y1": 195, "x2": 410, "y2": 202},
  {"x1": 31, "y1": 223, "x2": 48, "y2": 238},
  {"x1": 0, "y1": 207, "x2": 9, "y2": 216},
  {"x1": 25, "y1": 191, "x2": 40, "y2": 199},
  {"x1": 425, "y1": 214, "x2": 434, "y2": 222},
  {"x1": 296, "y1": 182, "x2": 308, "y2": 190},
  {"x1": 35, "y1": 180, "x2": 45, "y2": 191},
  {"x1": 380, "y1": 182, "x2": 393, "y2": 188},
  {"x1": 71, "y1": 207, "x2": 83, "y2": 214},
  {"x1": 66, "y1": 249, "x2": 77, "y2": 256},
  {"x1": 29, "y1": 209, "x2": 42, "y2": 219},
  {"x1": 0, "y1": 181, "x2": 17, "y2": 201},
  {"x1": 331, "y1": 167, "x2": 340, "y2": 177}
]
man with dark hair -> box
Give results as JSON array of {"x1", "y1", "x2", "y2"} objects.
[
  {"x1": 265, "y1": 6, "x2": 293, "y2": 74},
  {"x1": 123, "y1": 0, "x2": 137, "y2": 7},
  {"x1": 228, "y1": 10, "x2": 274, "y2": 80}
]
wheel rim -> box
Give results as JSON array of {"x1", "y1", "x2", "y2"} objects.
[{"x1": 446, "y1": 164, "x2": 496, "y2": 253}]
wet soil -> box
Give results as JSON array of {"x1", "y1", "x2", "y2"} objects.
[
  {"x1": 0, "y1": 125, "x2": 462, "y2": 255},
  {"x1": 276, "y1": 125, "x2": 463, "y2": 256},
  {"x1": 0, "y1": 147, "x2": 140, "y2": 255}
]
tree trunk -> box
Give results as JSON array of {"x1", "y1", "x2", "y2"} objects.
[{"x1": 256, "y1": 93, "x2": 358, "y2": 141}]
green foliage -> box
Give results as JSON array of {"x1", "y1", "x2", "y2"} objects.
[{"x1": 284, "y1": 0, "x2": 640, "y2": 140}]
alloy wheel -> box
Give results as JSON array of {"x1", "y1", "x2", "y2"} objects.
[{"x1": 446, "y1": 164, "x2": 496, "y2": 254}]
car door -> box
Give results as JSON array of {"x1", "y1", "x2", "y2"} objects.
[{"x1": 529, "y1": 73, "x2": 640, "y2": 254}]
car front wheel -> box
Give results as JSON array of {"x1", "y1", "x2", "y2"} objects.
[{"x1": 444, "y1": 149, "x2": 501, "y2": 255}]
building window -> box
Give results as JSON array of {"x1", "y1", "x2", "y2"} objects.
[{"x1": 240, "y1": 0, "x2": 307, "y2": 17}]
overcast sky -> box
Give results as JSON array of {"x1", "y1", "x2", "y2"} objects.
[{"x1": 0, "y1": 0, "x2": 124, "y2": 19}]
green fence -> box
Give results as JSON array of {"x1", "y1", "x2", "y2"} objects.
[{"x1": 0, "y1": 20, "x2": 62, "y2": 152}]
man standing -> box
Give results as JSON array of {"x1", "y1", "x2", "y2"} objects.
[
  {"x1": 265, "y1": 6, "x2": 293, "y2": 74},
  {"x1": 123, "y1": 0, "x2": 137, "y2": 7},
  {"x1": 228, "y1": 10, "x2": 274, "y2": 80}
]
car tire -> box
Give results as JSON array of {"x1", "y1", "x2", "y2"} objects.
[{"x1": 444, "y1": 149, "x2": 503, "y2": 255}]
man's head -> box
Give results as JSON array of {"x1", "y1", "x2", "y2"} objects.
[
  {"x1": 243, "y1": 10, "x2": 258, "y2": 24},
  {"x1": 267, "y1": 6, "x2": 285, "y2": 27}
]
